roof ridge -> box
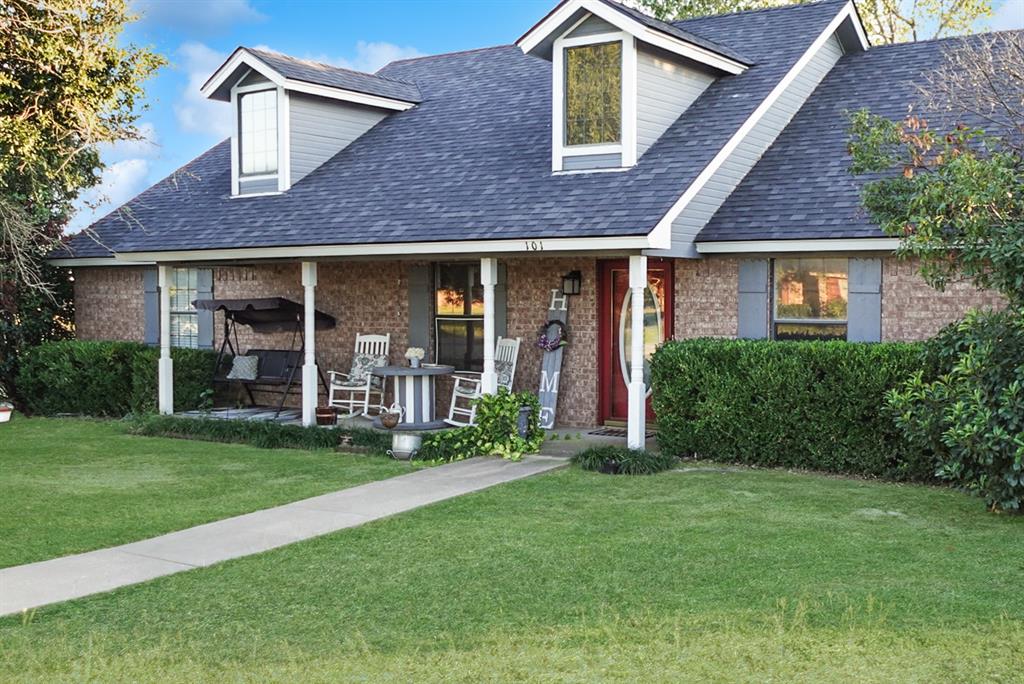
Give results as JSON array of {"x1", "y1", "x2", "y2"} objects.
[
  {"x1": 852, "y1": 27, "x2": 1024, "y2": 51},
  {"x1": 672, "y1": 0, "x2": 844, "y2": 25},
  {"x1": 380, "y1": 44, "x2": 513, "y2": 69},
  {"x1": 245, "y1": 47, "x2": 417, "y2": 87}
]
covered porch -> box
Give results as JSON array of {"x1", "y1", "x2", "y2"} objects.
[{"x1": 152, "y1": 254, "x2": 655, "y2": 449}]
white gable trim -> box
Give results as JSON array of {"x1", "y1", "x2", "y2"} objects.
[
  {"x1": 201, "y1": 49, "x2": 416, "y2": 111},
  {"x1": 518, "y1": 0, "x2": 748, "y2": 75},
  {"x1": 648, "y1": 1, "x2": 862, "y2": 255},
  {"x1": 695, "y1": 238, "x2": 899, "y2": 253}
]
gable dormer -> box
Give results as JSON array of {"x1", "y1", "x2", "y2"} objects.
[
  {"x1": 201, "y1": 47, "x2": 421, "y2": 196},
  {"x1": 518, "y1": 0, "x2": 752, "y2": 173}
]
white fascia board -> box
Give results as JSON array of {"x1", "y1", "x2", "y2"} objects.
[
  {"x1": 649, "y1": 1, "x2": 858, "y2": 244},
  {"x1": 49, "y1": 257, "x2": 154, "y2": 267},
  {"x1": 202, "y1": 51, "x2": 286, "y2": 99},
  {"x1": 280, "y1": 79, "x2": 416, "y2": 111},
  {"x1": 112, "y1": 234, "x2": 656, "y2": 263},
  {"x1": 695, "y1": 237, "x2": 900, "y2": 254},
  {"x1": 518, "y1": 0, "x2": 747, "y2": 75}
]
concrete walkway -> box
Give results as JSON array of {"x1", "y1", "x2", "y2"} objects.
[{"x1": 0, "y1": 455, "x2": 565, "y2": 616}]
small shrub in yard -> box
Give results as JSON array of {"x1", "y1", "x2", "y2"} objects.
[
  {"x1": 651, "y1": 338, "x2": 930, "y2": 480},
  {"x1": 888, "y1": 309, "x2": 1024, "y2": 512},
  {"x1": 417, "y1": 389, "x2": 544, "y2": 463},
  {"x1": 573, "y1": 445, "x2": 677, "y2": 475}
]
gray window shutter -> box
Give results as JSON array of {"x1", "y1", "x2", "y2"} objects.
[
  {"x1": 407, "y1": 264, "x2": 431, "y2": 352},
  {"x1": 495, "y1": 262, "x2": 508, "y2": 338},
  {"x1": 847, "y1": 257, "x2": 882, "y2": 342},
  {"x1": 196, "y1": 268, "x2": 214, "y2": 349},
  {"x1": 737, "y1": 259, "x2": 769, "y2": 339},
  {"x1": 143, "y1": 268, "x2": 159, "y2": 346}
]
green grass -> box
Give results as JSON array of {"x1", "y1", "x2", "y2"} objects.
[
  {"x1": 2, "y1": 465, "x2": 1022, "y2": 682},
  {"x1": 0, "y1": 416, "x2": 409, "y2": 568}
]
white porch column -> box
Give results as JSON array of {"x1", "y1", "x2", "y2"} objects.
[
  {"x1": 301, "y1": 261, "x2": 318, "y2": 427},
  {"x1": 627, "y1": 255, "x2": 647, "y2": 449},
  {"x1": 480, "y1": 257, "x2": 498, "y2": 395},
  {"x1": 157, "y1": 265, "x2": 174, "y2": 415}
]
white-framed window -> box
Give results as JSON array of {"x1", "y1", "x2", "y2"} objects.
[
  {"x1": 239, "y1": 89, "x2": 278, "y2": 176},
  {"x1": 564, "y1": 41, "x2": 622, "y2": 146},
  {"x1": 772, "y1": 257, "x2": 849, "y2": 341},
  {"x1": 168, "y1": 267, "x2": 199, "y2": 348},
  {"x1": 434, "y1": 263, "x2": 484, "y2": 372}
]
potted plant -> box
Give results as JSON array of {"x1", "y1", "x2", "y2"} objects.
[
  {"x1": 405, "y1": 346, "x2": 425, "y2": 368},
  {"x1": 0, "y1": 386, "x2": 12, "y2": 424}
]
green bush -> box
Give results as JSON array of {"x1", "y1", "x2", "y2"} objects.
[
  {"x1": 15, "y1": 340, "x2": 218, "y2": 416},
  {"x1": 418, "y1": 389, "x2": 544, "y2": 463},
  {"x1": 572, "y1": 445, "x2": 677, "y2": 475},
  {"x1": 651, "y1": 338, "x2": 931, "y2": 480},
  {"x1": 887, "y1": 309, "x2": 1024, "y2": 511}
]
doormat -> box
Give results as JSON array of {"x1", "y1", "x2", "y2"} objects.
[{"x1": 588, "y1": 427, "x2": 655, "y2": 439}]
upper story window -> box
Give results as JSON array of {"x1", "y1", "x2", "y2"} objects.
[
  {"x1": 564, "y1": 41, "x2": 622, "y2": 146},
  {"x1": 772, "y1": 258, "x2": 849, "y2": 341},
  {"x1": 239, "y1": 89, "x2": 278, "y2": 176}
]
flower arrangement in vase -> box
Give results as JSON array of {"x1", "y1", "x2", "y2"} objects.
[{"x1": 405, "y1": 347, "x2": 425, "y2": 368}]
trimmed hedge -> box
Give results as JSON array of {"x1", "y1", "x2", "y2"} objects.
[
  {"x1": 128, "y1": 414, "x2": 392, "y2": 453},
  {"x1": 16, "y1": 340, "x2": 218, "y2": 416},
  {"x1": 651, "y1": 339, "x2": 932, "y2": 481}
]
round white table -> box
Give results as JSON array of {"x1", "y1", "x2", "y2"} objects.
[{"x1": 371, "y1": 364, "x2": 454, "y2": 430}]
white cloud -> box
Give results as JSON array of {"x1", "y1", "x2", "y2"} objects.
[
  {"x1": 173, "y1": 42, "x2": 233, "y2": 139},
  {"x1": 103, "y1": 121, "x2": 160, "y2": 161},
  {"x1": 133, "y1": 0, "x2": 265, "y2": 33},
  {"x1": 255, "y1": 41, "x2": 424, "y2": 74},
  {"x1": 68, "y1": 159, "x2": 151, "y2": 233},
  {"x1": 991, "y1": 0, "x2": 1024, "y2": 30}
]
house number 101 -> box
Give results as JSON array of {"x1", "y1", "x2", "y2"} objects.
[{"x1": 524, "y1": 240, "x2": 544, "y2": 251}]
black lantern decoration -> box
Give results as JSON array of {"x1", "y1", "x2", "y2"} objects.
[{"x1": 561, "y1": 270, "x2": 582, "y2": 296}]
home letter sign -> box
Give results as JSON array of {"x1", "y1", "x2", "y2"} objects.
[{"x1": 537, "y1": 289, "x2": 568, "y2": 429}]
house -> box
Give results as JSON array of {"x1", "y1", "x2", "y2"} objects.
[{"x1": 51, "y1": 0, "x2": 1007, "y2": 446}]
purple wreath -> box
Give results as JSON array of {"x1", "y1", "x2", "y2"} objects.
[{"x1": 536, "y1": 320, "x2": 569, "y2": 352}]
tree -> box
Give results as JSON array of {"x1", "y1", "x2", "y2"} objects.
[
  {"x1": 847, "y1": 34, "x2": 1024, "y2": 512},
  {"x1": 0, "y1": 0, "x2": 164, "y2": 399},
  {"x1": 634, "y1": 0, "x2": 993, "y2": 44}
]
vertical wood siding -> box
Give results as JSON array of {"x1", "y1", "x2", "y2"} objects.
[
  {"x1": 636, "y1": 48, "x2": 715, "y2": 157},
  {"x1": 670, "y1": 34, "x2": 845, "y2": 255},
  {"x1": 289, "y1": 93, "x2": 388, "y2": 186}
]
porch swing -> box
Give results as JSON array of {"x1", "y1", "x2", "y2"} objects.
[{"x1": 193, "y1": 297, "x2": 336, "y2": 418}]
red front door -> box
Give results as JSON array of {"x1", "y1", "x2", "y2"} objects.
[{"x1": 598, "y1": 259, "x2": 674, "y2": 424}]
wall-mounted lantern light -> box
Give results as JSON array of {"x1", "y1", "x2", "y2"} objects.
[{"x1": 561, "y1": 270, "x2": 582, "y2": 296}]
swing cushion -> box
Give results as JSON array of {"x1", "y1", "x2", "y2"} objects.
[{"x1": 226, "y1": 355, "x2": 259, "y2": 381}]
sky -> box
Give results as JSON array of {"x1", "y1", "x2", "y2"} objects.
[{"x1": 70, "y1": 0, "x2": 1024, "y2": 233}]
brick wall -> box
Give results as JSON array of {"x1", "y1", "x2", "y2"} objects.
[
  {"x1": 673, "y1": 256, "x2": 738, "y2": 339},
  {"x1": 505, "y1": 257, "x2": 599, "y2": 427},
  {"x1": 72, "y1": 266, "x2": 147, "y2": 342},
  {"x1": 881, "y1": 256, "x2": 1004, "y2": 341}
]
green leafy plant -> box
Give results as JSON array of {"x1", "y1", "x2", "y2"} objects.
[
  {"x1": 418, "y1": 389, "x2": 544, "y2": 463},
  {"x1": 651, "y1": 338, "x2": 932, "y2": 480},
  {"x1": 15, "y1": 340, "x2": 218, "y2": 416},
  {"x1": 887, "y1": 310, "x2": 1024, "y2": 511},
  {"x1": 572, "y1": 445, "x2": 677, "y2": 475}
]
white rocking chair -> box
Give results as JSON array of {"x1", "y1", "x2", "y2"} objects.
[
  {"x1": 328, "y1": 333, "x2": 390, "y2": 418},
  {"x1": 445, "y1": 337, "x2": 521, "y2": 427}
]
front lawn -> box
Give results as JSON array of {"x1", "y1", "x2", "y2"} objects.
[
  {"x1": 0, "y1": 417, "x2": 408, "y2": 568},
  {"x1": 2, "y1": 466, "x2": 1021, "y2": 681}
]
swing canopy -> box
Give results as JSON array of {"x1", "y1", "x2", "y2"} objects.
[{"x1": 193, "y1": 297, "x2": 336, "y2": 333}]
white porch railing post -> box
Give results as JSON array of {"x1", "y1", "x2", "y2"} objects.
[
  {"x1": 157, "y1": 264, "x2": 174, "y2": 415},
  {"x1": 627, "y1": 255, "x2": 647, "y2": 449},
  {"x1": 480, "y1": 257, "x2": 498, "y2": 395},
  {"x1": 301, "y1": 261, "x2": 318, "y2": 427}
]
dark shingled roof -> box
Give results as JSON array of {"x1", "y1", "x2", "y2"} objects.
[
  {"x1": 244, "y1": 48, "x2": 422, "y2": 103},
  {"x1": 697, "y1": 32, "x2": 1019, "y2": 242},
  {"x1": 56, "y1": 0, "x2": 857, "y2": 259}
]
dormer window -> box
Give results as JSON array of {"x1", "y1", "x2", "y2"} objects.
[
  {"x1": 565, "y1": 42, "x2": 622, "y2": 146},
  {"x1": 239, "y1": 89, "x2": 278, "y2": 176}
]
